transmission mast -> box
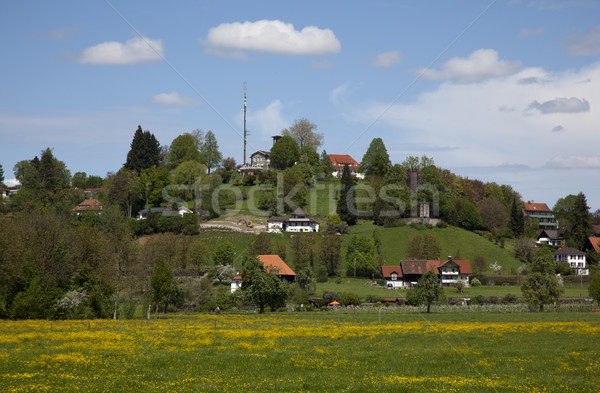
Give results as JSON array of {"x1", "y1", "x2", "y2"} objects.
[{"x1": 243, "y1": 81, "x2": 247, "y2": 165}]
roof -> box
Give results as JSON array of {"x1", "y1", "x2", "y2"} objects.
[
  {"x1": 588, "y1": 237, "x2": 600, "y2": 253},
  {"x1": 258, "y1": 255, "x2": 296, "y2": 276},
  {"x1": 251, "y1": 150, "x2": 270, "y2": 157},
  {"x1": 291, "y1": 207, "x2": 307, "y2": 217},
  {"x1": 381, "y1": 265, "x2": 403, "y2": 278},
  {"x1": 553, "y1": 247, "x2": 585, "y2": 256},
  {"x1": 538, "y1": 229, "x2": 565, "y2": 240},
  {"x1": 523, "y1": 202, "x2": 552, "y2": 212},
  {"x1": 268, "y1": 216, "x2": 287, "y2": 223},
  {"x1": 400, "y1": 259, "x2": 472, "y2": 275},
  {"x1": 329, "y1": 154, "x2": 360, "y2": 168},
  {"x1": 73, "y1": 199, "x2": 104, "y2": 212}
]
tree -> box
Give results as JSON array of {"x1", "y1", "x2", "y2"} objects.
[
  {"x1": 200, "y1": 131, "x2": 222, "y2": 174},
  {"x1": 124, "y1": 125, "x2": 161, "y2": 173},
  {"x1": 473, "y1": 256, "x2": 487, "y2": 275},
  {"x1": 281, "y1": 118, "x2": 323, "y2": 149},
  {"x1": 106, "y1": 168, "x2": 141, "y2": 218},
  {"x1": 521, "y1": 248, "x2": 563, "y2": 312},
  {"x1": 151, "y1": 258, "x2": 174, "y2": 316},
  {"x1": 477, "y1": 197, "x2": 509, "y2": 234},
  {"x1": 269, "y1": 135, "x2": 300, "y2": 170},
  {"x1": 221, "y1": 157, "x2": 237, "y2": 171},
  {"x1": 167, "y1": 132, "x2": 203, "y2": 168},
  {"x1": 0, "y1": 164, "x2": 4, "y2": 185},
  {"x1": 241, "y1": 256, "x2": 287, "y2": 313},
  {"x1": 413, "y1": 270, "x2": 445, "y2": 313},
  {"x1": 510, "y1": 198, "x2": 524, "y2": 237},
  {"x1": 345, "y1": 236, "x2": 376, "y2": 277},
  {"x1": 407, "y1": 234, "x2": 441, "y2": 260},
  {"x1": 298, "y1": 145, "x2": 320, "y2": 167},
  {"x1": 319, "y1": 150, "x2": 334, "y2": 179},
  {"x1": 213, "y1": 241, "x2": 235, "y2": 265},
  {"x1": 281, "y1": 166, "x2": 308, "y2": 211},
  {"x1": 589, "y1": 273, "x2": 600, "y2": 306},
  {"x1": 361, "y1": 138, "x2": 391, "y2": 177},
  {"x1": 140, "y1": 166, "x2": 170, "y2": 208},
  {"x1": 320, "y1": 233, "x2": 342, "y2": 276},
  {"x1": 248, "y1": 233, "x2": 274, "y2": 257},
  {"x1": 513, "y1": 237, "x2": 536, "y2": 262},
  {"x1": 567, "y1": 192, "x2": 593, "y2": 250},
  {"x1": 186, "y1": 240, "x2": 210, "y2": 276},
  {"x1": 457, "y1": 198, "x2": 482, "y2": 230},
  {"x1": 336, "y1": 165, "x2": 357, "y2": 225}
]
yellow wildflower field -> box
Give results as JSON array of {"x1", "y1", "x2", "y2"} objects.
[{"x1": 1, "y1": 313, "x2": 599, "y2": 392}]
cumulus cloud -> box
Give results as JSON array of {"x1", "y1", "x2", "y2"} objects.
[
  {"x1": 547, "y1": 156, "x2": 600, "y2": 169},
  {"x1": 552, "y1": 125, "x2": 564, "y2": 132},
  {"x1": 369, "y1": 50, "x2": 402, "y2": 67},
  {"x1": 77, "y1": 37, "x2": 163, "y2": 65},
  {"x1": 203, "y1": 20, "x2": 341, "y2": 56},
  {"x1": 518, "y1": 76, "x2": 551, "y2": 85},
  {"x1": 419, "y1": 49, "x2": 522, "y2": 83},
  {"x1": 565, "y1": 25, "x2": 600, "y2": 56},
  {"x1": 246, "y1": 100, "x2": 287, "y2": 137},
  {"x1": 519, "y1": 27, "x2": 544, "y2": 37},
  {"x1": 527, "y1": 97, "x2": 590, "y2": 114},
  {"x1": 152, "y1": 92, "x2": 201, "y2": 106}
]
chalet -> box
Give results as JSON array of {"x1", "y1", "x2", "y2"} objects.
[
  {"x1": 329, "y1": 154, "x2": 364, "y2": 179},
  {"x1": 537, "y1": 229, "x2": 565, "y2": 246},
  {"x1": 72, "y1": 199, "x2": 104, "y2": 215},
  {"x1": 552, "y1": 247, "x2": 589, "y2": 276},
  {"x1": 231, "y1": 254, "x2": 296, "y2": 293},
  {"x1": 381, "y1": 258, "x2": 471, "y2": 288},
  {"x1": 267, "y1": 208, "x2": 320, "y2": 233},
  {"x1": 523, "y1": 202, "x2": 557, "y2": 230},
  {"x1": 250, "y1": 150, "x2": 270, "y2": 169}
]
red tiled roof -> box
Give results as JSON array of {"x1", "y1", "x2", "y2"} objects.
[
  {"x1": 381, "y1": 265, "x2": 403, "y2": 278},
  {"x1": 258, "y1": 255, "x2": 296, "y2": 276},
  {"x1": 523, "y1": 202, "x2": 551, "y2": 212},
  {"x1": 588, "y1": 237, "x2": 600, "y2": 253},
  {"x1": 73, "y1": 199, "x2": 104, "y2": 212},
  {"x1": 329, "y1": 154, "x2": 360, "y2": 169}
]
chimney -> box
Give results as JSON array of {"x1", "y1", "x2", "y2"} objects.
[{"x1": 448, "y1": 256, "x2": 452, "y2": 261}]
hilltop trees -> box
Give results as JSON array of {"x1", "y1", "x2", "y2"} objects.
[
  {"x1": 124, "y1": 125, "x2": 161, "y2": 172},
  {"x1": 361, "y1": 138, "x2": 391, "y2": 177},
  {"x1": 407, "y1": 234, "x2": 441, "y2": 260},
  {"x1": 270, "y1": 136, "x2": 300, "y2": 170},
  {"x1": 200, "y1": 131, "x2": 222, "y2": 174},
  {"x1": 281, "y1": 118, "x2": 323, "y2": 149},
  {"x1": 167, "y1": 132, "x2": 203, "y2": 168}
]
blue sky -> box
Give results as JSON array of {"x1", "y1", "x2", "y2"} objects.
[{"x1": 1, "y1": 1, "x2": 599, "y2": 209}]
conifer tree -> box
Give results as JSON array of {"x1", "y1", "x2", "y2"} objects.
[
  {"x1": 336, "y1": 165, "x2": 357, "y2": 225},
  {"x1": 510, "y1": 198, "x2": 524, "y2": 237},
  {"x1": 124, "y1": 125, "x2": 161, "y2": 173}
]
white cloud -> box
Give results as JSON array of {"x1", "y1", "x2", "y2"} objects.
[
  {"x1": 369, "y1": 50, "x2": 402, "y2": 67},
  {"x1": 329, "y1": 83, "x2": 351, "y2": 106},
  {"x1": 527, "y1": 97, "x2": 590, "y2": 113},
  {"x1": 152, "y1": 92, "x2": 201, "y2": 106},
  {"x1": 354, "y1": 63, "x2": 600, "y2": 170},
  {"x1": 552, "y1": 125, "x2": 564, "y2": 132},
  {"x1": 77, "y1": 37, "x2": 163, "y2": 65},
  {"x1": 4, "y1": 178, "x2": 20, "y2": 187},
  {"x1": 246, "y1": 100, "x2": 288, "y2": 138},
  {"x1": 203, "y1": 20, "x2": 341, "y2": 56},
  {"x1": 519, "y1": 27, "x2": 544, "y2": 37},
  {"x1": 419, "y1": 49, "x2": 522, "y2": 83},
  {"x1": 547, "y1": 156, "x2": 600, "y2": 169},
  {"x1": 565, "y1": 25, "x2": 600, "y2": 56}
]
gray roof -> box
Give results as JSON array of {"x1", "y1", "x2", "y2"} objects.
[{"x1": 552, "y1": 247, "x2": 585, "y2": 256}]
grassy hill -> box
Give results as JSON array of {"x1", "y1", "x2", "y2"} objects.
[{"x1": 348, "y1": 222, "x2": 522, "y2": 274}]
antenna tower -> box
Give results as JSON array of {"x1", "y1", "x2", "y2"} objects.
[{"x1": 243, "y1": 81, "x2": 247, "y2": 165}]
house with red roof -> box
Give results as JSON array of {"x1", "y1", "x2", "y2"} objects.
[
  {"x1": 329, "y1": 154, "x2": 364, "y2": 179},
  {"x1": 585, "y1": 237, "x2": 600, "y2": 253},
  {"x1": 523, "y1": 201, "x2": 558, "y2": 230},
  {"x1": 230, "y1": 255, "x2": 296, "y2": 293},
  {"x1": 72, "y1": 199, "x2": 104, "y2": 215},
  {"x1": 381, "y1": 258, "x2": 472, "y2": 288}
]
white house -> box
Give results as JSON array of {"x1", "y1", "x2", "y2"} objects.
[
  {"x1": 267, "y1": 216, "x2": 287, "y2": 233},
  {"x1": 285, "y1": 207, "x2": 320, "y2": 232},
  {"x1": 537, "y1": 229, "x2": 565, "y2": 246},
  {"x1": 381, "y1": 266, "x2": 404, "y2": 288},
  {"x1": 329, "y1": 154, "x2": 365, "y2": 179},
  {"x1": 381, "y1": 258, "x2": 472, "y2": 288},
  {"x1": 552, "y1": 247, "x2": 589, "y2": 275}
]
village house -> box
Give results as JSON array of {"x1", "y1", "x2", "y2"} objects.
[
  {"x1": 552, "y1": 247, "x2": 589, "y2": 276},
  {"x1": 267, "y1": 207, "x2": 320, "y2": 233},
  {"x1": 72, "y1": 199, "x2": 104, "y2": 215},
  {"x1": 231, "y1": 255, "x2": 296, "y2": 293},
  {"x1": 584, "y1": 237, "x2": 600, "y2": 253},
  {"x1": 136, "y1": 205, "x2": 192, "y2": 220},
  {"x1": 329, "y1": 154, "x2": 365, "y2": 179},
  {"x1": 536, "y1": 229, "x2": 565, "y2": 246},
  {"x1": 381, "y1": 258, "x2": 472, "y2": 288},
  {"x1": 523, "y1": 202, "x2": 558, "y2": 230}
]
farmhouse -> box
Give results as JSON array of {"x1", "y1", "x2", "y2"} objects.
[
  {"x1": 536, "y1": 229, "x2": 565, "y2": 246},
  {"x1": 552, "y1": 247, "x2": 589, "y2": 276},
  {"x1": 381, "y1": 258, "x2": 471, "y2": 288},
  {"x1": 267, "y1": 207, "x2": 320, "y2": 233},
  {"x1": 329, "y1": 154, "x2": 364, "y2": 179},
  {"x1": 231, "y1": 255, "x2": 296, "y2": 293},
  {"x1": 523, "y1": 202, "x2": 557, "y2": 230}
]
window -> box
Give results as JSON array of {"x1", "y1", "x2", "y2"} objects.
[{"x1": 391, "y1": 273, "x2": 397, "y2": 281}]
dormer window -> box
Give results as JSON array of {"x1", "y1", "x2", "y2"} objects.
[{"x1": 391, "y1": 273, "x2": 397, "y2": 281}]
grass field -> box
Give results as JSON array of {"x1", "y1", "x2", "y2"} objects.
[{"x1": 2, "y1": 312, "x2": 599, "y2": 392}]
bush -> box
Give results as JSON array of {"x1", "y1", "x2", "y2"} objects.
[
  {"x1": 436, "y1": 221, "x2": 448, "y2": 228},
  {"x1": 470, "y1": 277, "x2": 481, "y2": 287},
  {"x1": 340, "y1": 292, "x2": 360, "y2": 306},
  {"x1": 502, "y1": 294, "x2": 518, "y2": 304}
]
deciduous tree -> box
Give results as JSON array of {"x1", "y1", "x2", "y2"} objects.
[
  {"x1": 241, "y1": 256, "x2": 287, "y2": 313},
  {"x1": 167, "y1": 132, "x2": 203, "y2": 168},
  {"x1": 200, "y1": 131, "x2": 222, "y2": 174},
  {"x1": 413, "y1": 270, "x2": 445, "y2": 313},
  {"x1": 521, "y1": 248, "x2": 563, "y2": 312},
  {"x1": 213, "y1": 241, "x2": 235, "y2": 266},
  {"x1": 361, "y1": 138, "x2": 391, "y2": 177},
  {"x1": 281, "y1": 118, "x2": 323, "y2": 149},
  {"x1": 589, "y1": 273, "x2": 600, "y2": 306},
  {"x1": 270, "y1": 135, "x2": 300, "y2": 170}
]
